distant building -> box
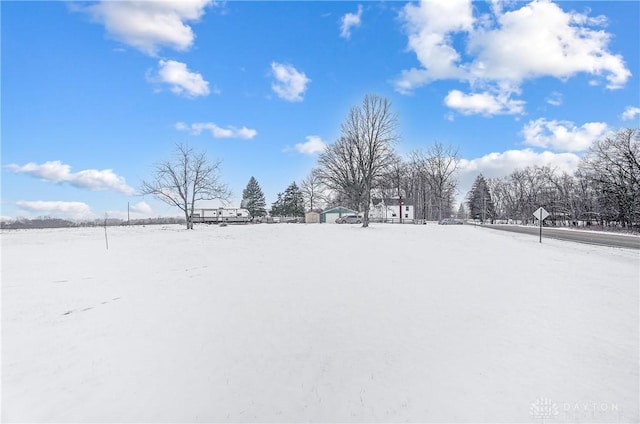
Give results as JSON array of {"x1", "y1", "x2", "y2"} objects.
[
  {"x1": 369, "y1": 198, "x2": 414, "y2": 222},
  {"x1": 304, "y1": 210, "x2": 322, "y2": 224},
  {"x1": 321, "y1": 206, "x2": 359, "y2": 224}
]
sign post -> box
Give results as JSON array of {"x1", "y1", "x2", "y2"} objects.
[{"x1": 533, "y1": 207, "x2": 550, "y2": 243}]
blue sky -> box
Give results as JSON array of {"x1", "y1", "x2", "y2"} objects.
[{"x1": 2, "y1": 0, "x2": 639, "y2": 220}]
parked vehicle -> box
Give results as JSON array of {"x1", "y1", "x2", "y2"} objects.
[
  {"x1": 336, "y1": 215, "x2": 362, "y2": 224},
  {"x1": 438, "y1": 218, "x2": 464, "y2": 225}
]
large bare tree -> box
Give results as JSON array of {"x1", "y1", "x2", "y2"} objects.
[
  {"x1": 319, "y1": 94, "x2": 399, "y2": 227},
  {"x1": 317, "y1": 136, "x2": 366, "y2": 212},
  {"x1": 140, "y1": 143, "x2": 231, "y2": 229}
]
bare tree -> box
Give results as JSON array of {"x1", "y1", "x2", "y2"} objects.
[
  {"x1": 482, "y1": 133, "x2": 639, "y2": 231},
  {"x1": 300, "y1": 168, "x2": 325, "y2": 211},
  {"x1": 140, "y1": 143, "x2": 231, "y2": 229},
  {"x1": 491, "y1": 165, "x2": 588, "y2": 226},
  {"x1": 423, "y1": 142, "x2": 459, "y2": 221},
  {"x1": 408, "y1": 150, "x2": 430, "y2": 220},
  {"x1": 405, "y1": 144, "x2": 459, "y2": 221},
  {"x1": 496, "y1": 167, "x2": 543, "y2": 225},
  {"x1": 536, "y1": 166, "x2": 570, "y2": 225},
  {"x1": 573, "y1": 167, "x2": 602, "y2": 224},
  {"x1": 579, "y1": 128, "x2": 640, "y2": 228},
  {"x1": 320, "y1": 94, "x2": 399, "y2": 227},
  {"x1": 380, "y1": 154, "x2": 407, "y2": 199},
  {"x1": 317, "y1": 136, "x2": 366, "y2": 212}
]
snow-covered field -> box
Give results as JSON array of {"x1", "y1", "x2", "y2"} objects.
[{"x1": 2, "y1": 223, "x2": 638, "y2": 423}]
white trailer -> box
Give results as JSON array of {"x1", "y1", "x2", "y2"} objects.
[{"x1": 191, "y1": 208, "x2": 251, "y2": 224}]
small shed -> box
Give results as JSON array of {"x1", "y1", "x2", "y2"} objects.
[
  {"x1": 305, "y1": 210, "x2": 321, "y2": 224},
  {"x1": 321, "y1": 206, "x2": 358, "y2": 224}
]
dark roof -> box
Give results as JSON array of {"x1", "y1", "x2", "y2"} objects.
[{"x1": 374, "y1": 198, "x2": 414, "y2": 207}]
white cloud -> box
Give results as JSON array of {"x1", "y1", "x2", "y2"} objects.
[
  {"x1": 393, "y1": 68, "x2": 431, "y2": 95},
  {"x1": 401, "y1": 0, "x2": 474, "y2": 39},
  {"x1": 459, "y1": 149, "x2": 581, "y2": 175},
  {"x1": 295, "y1": 136, "x2": 327, "y2": 155},
  {"x1": 175, "y1": 122, "x2": 189, "y2": 131},
  {"x1": 340, "y1": 5, "x2": 363, "y2": 39},
  {"x1": 468, "y1": 1, "x2": 630, "y2": 88},
  {"x1": 521, "y1": 118, "x2": 609, "y2": 152},
  {"x1": 152, "y1": 60, "x2": 210, "y2": 98},
  {"x1": 546, "y1": 91, "x2": 563, "y2": 107},
  {"x1": 456, "y1": 148, "x2": 581, "y2": 201},
  {"x1": 16, "y1": 201, "x2": 93, "y2": 220},
  {"x1": 396, "y1": 0, "x2": 472, "y2": 89},
  {"x1": 175, "y1": 122, "x2": 257, "y2": 139},
  {"x1": 104, "y1": 201, "x2": 155, "y2": 220},
  {"x1": 130, "y1": 201, "x2": 152, "y2": 214},
  {"x1": 82, "y1": 0, "x2": 211, "y2": 56},
  {"x1": 270, "y1": 62, "x2": 311, "y2": 102},
  {"x1": 395, "y1": 0, "x2": 631, "y2": 105},
  {"x1": 444, "y1": 89, "x2": 525, "y2": 115},
  {"x1": 6, "y1": 161, "x2": 135, "y2": 195},
  {"x1": 621, "y1": 106, "x2": 640, "y2": 122}
]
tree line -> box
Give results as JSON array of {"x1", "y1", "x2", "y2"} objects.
[
  {"x1": 467, "y1": 128, "x2": 639, "y2": 229},
  {"x1": 0, "y1": 216, "x2": 186, "y2": 229},
  {"x1": 141, "y1": 94, "x2": 638, "y2": 230}
]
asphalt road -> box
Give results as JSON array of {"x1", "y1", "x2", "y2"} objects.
[{"x1": 480, "y1": 224, "x2": 640, "y2": 250}]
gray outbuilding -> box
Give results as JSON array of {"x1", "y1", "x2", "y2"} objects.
[{"x1": 321, "y1": 206, "x2": 359, "y2": 224}]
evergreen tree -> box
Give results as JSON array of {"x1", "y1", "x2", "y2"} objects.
[
  {"x1": 270, "y1": 182, "x2": 305, "y2": 217},
  {"x1": 241, "y1": 176, "x2": 266, "y2": 219},
  {"x1": 456, "y1": 203, "x2": 468, "y2": 220},
  {"x1": 283, "y1": 182, "x2": 305, "y2": 217},
  {"x1": 270, "y1": 192, "x2": 284, "y2": 217},
  {"x1": 467, "y1": 174, "x2": 496, "y2": 223}
]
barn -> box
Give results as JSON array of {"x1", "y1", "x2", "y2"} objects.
[{"x1": 320, "y1": 206, "x2": 358, "y2": 224}]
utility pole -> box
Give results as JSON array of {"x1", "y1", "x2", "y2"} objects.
[{"x1": 104, "y1": 213, "x2": 109, "y2": 250}]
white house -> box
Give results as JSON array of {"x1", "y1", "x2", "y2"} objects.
[{"x1": 369, "y1": 198, "x2": 414, "y2": 222}]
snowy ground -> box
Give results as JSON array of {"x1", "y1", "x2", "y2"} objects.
[{"x1": 2, "y1": 223, "x2": 638, "y2": 423}]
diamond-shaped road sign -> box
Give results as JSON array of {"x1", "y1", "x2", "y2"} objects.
[
  {"x1": 533, "y1": 207, "x2": 550, "y2": 243},
  {"x1": 533, "y1": 207, "x2": 550, "y2": 221}
]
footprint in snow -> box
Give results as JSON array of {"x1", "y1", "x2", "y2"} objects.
[{"x1": 62, "y1": 297, "x2": 121, "y2": 316}]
